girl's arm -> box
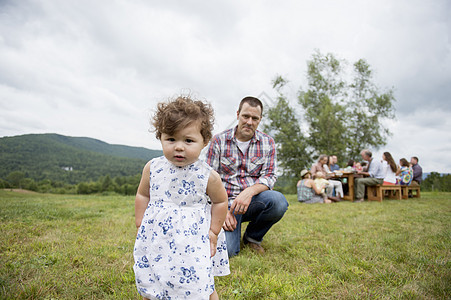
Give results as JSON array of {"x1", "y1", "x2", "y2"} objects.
[
  {"x1": 206, "y1": 170, "x2": 228, "y2": 257},
  {"x1": 135, "y1": 161, "x2": 151, "y2": 230}
]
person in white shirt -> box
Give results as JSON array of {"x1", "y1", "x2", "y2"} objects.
[{"x1": 382, "y1": 151, "x2": 398, "y2": 185}]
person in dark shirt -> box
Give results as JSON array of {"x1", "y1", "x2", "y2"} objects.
[
  {"x1": 330, "y1": 155, "x2": 340, "y2": 171},
  {"x1": 410, "y1": 156, "x2": 423, "y2": 185}
]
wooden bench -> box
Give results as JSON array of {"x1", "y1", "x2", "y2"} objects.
[
  {"x1": 401, "y1": 185, "x2": 421, "y2": 199},
  {"x1": 367, "y1": 184, "x2": 402, "y2": 202}
]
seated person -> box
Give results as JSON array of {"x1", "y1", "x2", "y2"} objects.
[
  {"x1": 382, "y1": 152, "x2": 398, "y2": 185},
  {"x1": 297, "y1": 170, "x2": 341, "y2": 203},
  {"x1": 396, "y1": 158, "x2": 413, "y2": 185},
  {"x1": 297, "y1": 170, "x2": 326, "y2": 204},
  {"x1": 410, "y1": 156, "x2": 423, "y2": 185},
  {"x1": 330, "y1": 155, "x2": 340, "y2": 171},
  {"x1": 323, "y1": 155, "x2": 335, "y2": 175},
  {"x1": 357, "y1": 161, "x2": 366, "y2": 172},
  {"x1": 354, "y1": 149, "x2": 385, "y2": 202},
  {"x1": 314, "y1": 171, "x2": 330, "y2": 203},
  {"x1": 311, "y1": 154, "x2": 344, "y2": 200}
]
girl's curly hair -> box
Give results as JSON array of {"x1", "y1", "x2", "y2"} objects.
[{"x1": 152, "y1": 96, "x2": 215, "y2": 143}]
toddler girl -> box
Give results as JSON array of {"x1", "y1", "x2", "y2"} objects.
[
  {"x1": 313, "y1": 171, "x2": 329, "y2": 203},
  {"x1": 396, "y1": 158, "x2": 413, "y2": 185},
  {"x1": 354, "y1": 162, "x2": 363, "y2": 172},
  {"x1": 133, "y1": 96, "x2": 229, "y2": 300}
]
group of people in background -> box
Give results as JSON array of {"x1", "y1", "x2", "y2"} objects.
[
  {"x1": 297, "y1": 151, "x2": 423, "y2": 204},
  {"x1": 353, "y1": 150, "x2": 422, "y2": 202},
  {"x1": 347, "y1": 153, "x2": 422, "y2": 186}
]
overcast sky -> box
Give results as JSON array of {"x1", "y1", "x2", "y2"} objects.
[{"x1": 1, "y1": 0, "x2": 450, "y2": 173}]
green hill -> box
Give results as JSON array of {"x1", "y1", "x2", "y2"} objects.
[{"x1": 0, "y1": 133, "x2": 162, "y2": 184}]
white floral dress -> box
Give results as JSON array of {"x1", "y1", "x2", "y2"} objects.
[{"x1": 133, "y1": 156, "x2": 230, "y2": 299}]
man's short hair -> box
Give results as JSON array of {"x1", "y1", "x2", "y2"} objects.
[
  {"x1": 412, "y1": 156, "x2": 419, "y2": 163},
  {"x1": 238, "y1": 96, "x2": 263, "y2": 116},
  {"x1": 361, "y1": 149, "x2": 372, "y2": 158}
]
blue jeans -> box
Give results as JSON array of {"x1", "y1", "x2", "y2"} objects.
[{"x1": 225, "y1": 190, "x2": 288, "y2": 257}]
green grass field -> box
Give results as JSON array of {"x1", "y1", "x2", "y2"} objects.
[{"x1": 1, "y1": 190, "x2": 449, "y2": 299}]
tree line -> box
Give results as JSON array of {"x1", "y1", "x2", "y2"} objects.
[
  {"x1": 0, "y1": 171, "x2": 140, "y2": 195},
  {"x1": 420, "y1": 172, "x2": 451, "y2": 192},
  {"x1": 0, "y1": 133, "x2": 160, "y2": 184},
  {"x1": 2, "y1": 170, "x2": 449, "y2": 195}
]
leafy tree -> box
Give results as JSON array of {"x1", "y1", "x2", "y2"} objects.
[
  {"x1": 0, "y1": 179, "x2": 9, "y2": 189},
  {"x1": 264, "y1": 76, "x2": 310, "y2": 178},
  {"x1": 101, "y1": 175, "x2": 114, "y2": 192},
  {"x1": 298, "y1": 51, "x2": 347, "y2": 158},
  {"x1": 422, "y1": 172, "x2": 451, "y2": 192},
  {"x1": 20, "y1": 178, "x2": 38, "y2": 191},
  {"x1": 77, "y1": 182, "x2": 90, "y2": 194},
  {"x1": 345, "y1": 59, "x2": 396, "y2": 159},
  {"x1": 266, "y1": 50, "x2": 396, "y2": 174},
  {"x1": 6, "y1": 171, "x2": 25, "y2": 188},
  {"x1": 299, "y1": 50, "x2": 395, "y2": 161}
]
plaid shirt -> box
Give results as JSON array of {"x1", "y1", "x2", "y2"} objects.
[{"x1": 205, "y1": 127, "x2": 277, "y2": 201}]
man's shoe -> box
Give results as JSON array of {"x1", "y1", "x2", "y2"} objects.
[
  {"x1": 354, "y1": 198, "x2": 364, "y2": 203},
  {"x1": 246, "y1": 241, "x2": 265, "y2": 254}
]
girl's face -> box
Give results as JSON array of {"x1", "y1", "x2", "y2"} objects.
[{"x1": 160, "y1": 121, "x2": 206, "y2": 167}]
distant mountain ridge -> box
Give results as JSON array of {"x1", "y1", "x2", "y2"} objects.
[
  {"x1": 0, "y1": 133, "x2": 162, "y2": 184},
  {"x1": 35, "y1": 133, "x2": 162, "y2": 161}
]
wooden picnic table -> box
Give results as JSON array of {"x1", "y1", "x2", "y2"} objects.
[{"x1": 330, "y1": 172, "x2": 360, "y2": 201}]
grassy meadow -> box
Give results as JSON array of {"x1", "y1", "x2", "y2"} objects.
[{"x1": 0, "y1": 190, "x2": 450, "y2": 299}]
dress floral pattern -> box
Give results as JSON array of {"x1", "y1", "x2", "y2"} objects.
[{"x1": 133, "y1": 156, "x2": 230, "y2": 299}]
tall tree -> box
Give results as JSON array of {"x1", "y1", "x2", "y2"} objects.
[
  {"x1": 264, "y1": 76, "x2": 310, "y2": 178},
  {"x1": 298, "y1": 51, "x2": 347, "y2": 159},
  {"x1": 345, "y1": 59, "x2": 396, "y2": 159},
  {"x1": 266, "y1": 50, "x2": 396, "y2": 174},
  {"x1": 299, "y1": 50, "x2": 395, "y2": 162}
]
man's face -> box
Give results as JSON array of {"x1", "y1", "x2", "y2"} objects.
[
  {"x1": 361, "y1": 152, "x2": 370, "y2": 162},
  {"x1": 236, "y1": 102, "x2": 262, "y2": 141},
  {"x1": 410, "y1": 158, "x2": 417, "y2": 165},
  {"x1": 332, "y1": 156, "x2": 338, "y2": 164}
]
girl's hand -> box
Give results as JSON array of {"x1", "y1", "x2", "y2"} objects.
[
  {"x1": 222, "y1": 210, "x2": 237, "y2": 231},
  {"x1": 209, "y1": 229, "x2": 218, "y2": 257}
]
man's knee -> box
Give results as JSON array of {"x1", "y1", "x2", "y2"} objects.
[{"x1": 262, "y1": 190, "x2": 288, "y2": 215}]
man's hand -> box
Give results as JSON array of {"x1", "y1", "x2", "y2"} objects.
[
  {"x1": 229, "y1": 188, "x2": 253, "y2": 215},
  {"x1": 222, "y1": 210, "x2": 237, "y2": 231}
]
